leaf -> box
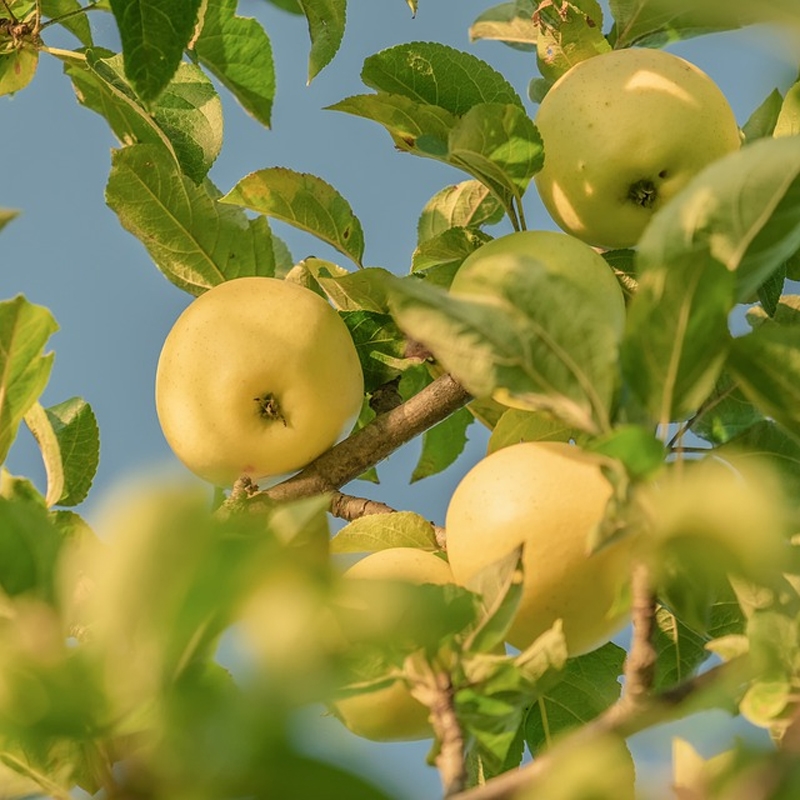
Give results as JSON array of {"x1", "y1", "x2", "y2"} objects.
[
  {"x1": 0, "y1": 47, "x2": 37, "y2": 96},
  {"x1": 743, "y1": 88, "x2": 784, "y2": 143},
  {"x1": 296, "y1": 0, "x2": 346, "y2": 82},
  {"x1": 524, "y1": 642, "x2": 625, "y2": 754},
  {"x1": 411, "y1": 406, "x2": 472, "y2": 482},
  {"x1": 728, "y1": 325, "x2": 800, "y2": 441},
  {"x1": 690, "y1": 373, "x2": 764, "y2": 446},
  {"x1": 192, "y1": 0, "x2": 276, "y2": 127},
  {"x1": 109, "y1": 0, "x2": 202, "y2": 102},
  {"x1": 0, "y1": 208, "x2": 19, "y2": 233},
  {"x1": 638, "y1": 118, "x2": 800, "y2": 305},
  {"x1": 621, "y1": 254, "x2": 734, "y2": 424},
  {"x1": 389, "y1": 245, "x2": 625, "y2": 433},
  {"x1": 340, "y1": 311, "x2": 407, "y2": 393},
  {"x1": 24, "y1": 398, "x2": 99, "y2": 507},
  {"x1": 306, "y1": 262, "x2": 393, "y2": 313},
  {"x1": 417, "y1": 181, "x2": 503, "y2": 244},
  {"x1": 66, "y1": 50, "x2": 223, "y2": 183},
  {"x1": 221, "y1": 167, "x2": 365, "y2": 267},
  {"x1": 265, "y1": 0, "x2": 302, "y2": 13},
  {"x1": 652, "y1": 606, "x2": 709, "y2": 690},
  {"x1": 587, "y1": 425, "x2": 665, "y2": 481},
  {"x1": 775, "y1": 80, "x2": 800, "y2": 139},
  {"x1": 106, "y1": 143, "x2": 275, "y2": 294},
  {"x1": 361, "y1": 41, "x2": 523, "y2": 116},
  {"x1": 747, "y1": 295, "x2": 800, "y2": 329},
  {"x1": 487, "y1": 408, "x2": 576, "y2": 454},
  {"x1": 41, "y1": 0, "x2": 93, "y2": 45},
  {"x1": 411, "y1": 227, "x2": 493, "y2": 287},
  {"x1": 468, "y1": 2, "x2": 539, "y2": 51},
  {"x1": 447, "y1": 103, "x2": 544, "y2": 221},
  {"x1": 330, "y1": 512, "x2": 439, "y2": 553},
  {"x1": 0, "y1": 296, "x2": 57, "y2": 465}
]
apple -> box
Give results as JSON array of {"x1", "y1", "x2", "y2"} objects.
[
  {"x1": 155, "y1": 277, "x2": 364, "y2": 486},
  {"x1": 445, "y1": 441, "x2": 633, "y2": 656},
  {"x1": 333, "y1": 547, "x2": 454, "y2": 741},
  {"x1": 533, "y1": 48, "x2": 742, "y2": 249}
]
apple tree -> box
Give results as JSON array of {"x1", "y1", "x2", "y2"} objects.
[{"x1": 2, "y1": 0, "x2": 800, "y2": 798}]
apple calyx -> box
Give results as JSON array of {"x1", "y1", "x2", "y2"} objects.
[
  {"x1": 254, "y1": 392, "x2": 287, "y2": 426},
  {"x1": 627, "y1": 178, "x2": 659, "y2": 209}
]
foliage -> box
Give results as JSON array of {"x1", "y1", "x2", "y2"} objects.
[{"x1": 2, "y1": 0, "x2": 800, "y2": 798}]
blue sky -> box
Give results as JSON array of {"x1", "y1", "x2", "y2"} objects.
[{"x1": 1, "y1": 2, "x2": 799, "y2": 797}]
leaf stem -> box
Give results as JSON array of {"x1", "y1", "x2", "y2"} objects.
[{"x1": 40, "y1": 1, "x2": 100, "y2": 29}]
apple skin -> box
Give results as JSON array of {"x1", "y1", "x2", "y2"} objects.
[
  {"x1": 155, "y1": 277, "x2": 364, "y2": 486},
  {"x1": 333, "y1": 548, "x2": 454, "y2": 742},
  {"x1": 534, "y1": 48, "x2": 742, "y2": 249},
  {"x1": 445, "y1": 441, "x2": 633, "y2": 656}
]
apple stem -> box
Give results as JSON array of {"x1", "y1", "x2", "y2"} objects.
[{"x1": 254, "y1": 392, "x2": 287, "y2": 426}]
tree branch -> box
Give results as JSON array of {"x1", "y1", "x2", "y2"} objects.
[
  {"x1": 249, "y1": 374, "x2": 471, "y2": 508},
  {"x1": 623, "y1": 560, "x2": 658, "y2": 704}
]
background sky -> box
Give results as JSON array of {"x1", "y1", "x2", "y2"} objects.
[{"x1": 2, "y1": 1, "x2": 799, "y2": 797}]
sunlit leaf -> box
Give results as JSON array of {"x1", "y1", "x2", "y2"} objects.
[
  {"x1": 469, "y1": 2, "x2": 539, "y2": 51},
  {"x1": 0, "y1": 47, "x2": 37, "y2": 96},
  {"x1": 330, "y1": 512, "x2": 439, "y2": 553},
  {"x1": 417, "y1": 181, "x2": 503, "y2": 244}
]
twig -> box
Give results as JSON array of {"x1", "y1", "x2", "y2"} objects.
[
  {"x1": 623, "y1": 560, "x2": 658, "y2": 704},
  {"x1": 249, "y1": 374, "x2": 471, "y2": 507}
]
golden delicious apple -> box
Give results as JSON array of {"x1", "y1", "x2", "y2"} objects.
[
  {"x1": 333, "y1": 547, "x2": 454, "y2": 741},
  {"x1": 534, "y1": 48, "x2": 741, "y2": 248},
  {"x1": 445, "y1": 441, "x2": 633, "y2": 656},
  {"x1": 155, "y1": 277, "x2": 364, "y2": 486}
]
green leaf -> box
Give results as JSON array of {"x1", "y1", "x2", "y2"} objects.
[
  {"x1": 66, "y1": 50, "x2": 223, "y2": 183},
  {"x1": 728, "y1": 325, "x2": 800, "y2": 441},
  {"x1": 0, "y1": 208, "x2": 19, "y2": 233},
  {"x1": 468, "y1": 2, "x2": 539, "y2": 51},
  {"x1": 0, "y1": 296, "x2": 57, "y2": 465},
  {"x1": 417, "y1": 181, "x2": 503, "y2": 244},
  {"x1": 106, "y1": 143, "x2": 275, "y2": 294},
  {"x1": 327, "y1": 93, "x2": 458, "y2": 160},
  {"x1": 775, "y1": 80, "x2": 800, "y2": 139},
  {"x1": 487, "y1": 408, "x2": 576, "y2": 454},
  {"x1": 587, "y1": 425, "x2": 665, "y2": 481},
  {"x1": 330, "y1": 512, "x2": 439, "y2": 553},
  {"x1": 24, "y1": 398, "x2": 99, "y2": 507},
  {"x1": 743, "y1": 88, "x2": 784, "y2": 144},
  {"x1": 389, "y1": 246, "x2": 625, "y2": 433},
  {"x1": 340, "y1": 311, "x2": 407, "y2": 393},
  {"x1": 221, "y1": 167, "x2": 365, "y2": 267},
  {"x1": 524, "y1": 642, "x2": 626, "y2": 754},
  {"x1": 306, "y1": 262, "x2": 393, "y2": 313},
  {"x1": 447, "y1": 103, "x2": 544, "y2": 222},
  {"x1": 192, "y1": 0, "x2": 275, "y2": 127},
  {"x1": 747, "y1": 295, "x2": 800, "y2": 329},
  {"x1": 411, "y1": 227, "x2": 493, "y2": 287},
  {"x1": 265, "y1": 0, "x2": 302, "y2": 12},
  {"x1": 411, "y1": 406, "x2": 472, "y2": 482},
  {"x1": 296, "y1": 0, "x2": 346, "y2": 82},
  {"x1": 361, "y1": 41, "x2": 523, "y2": 116},
  {"x1": 0, "y1": 47, "x2": 37, "y2": 96},
  {"x1": 621, "y1": 254, "x2": 734, "y2": 424},
  {"x1": 690, "y1": 373, "x2": 764, "y2": 446},
  {"x1": 41, "y1": 0, "x2": 93, "y2": 45},
  {"x1": 638, "y1": 124, "x2": 800, "y2": 305},
  {"x1": 109, "y1": 0, "x2": 202, "y2": 102},
  {"x1": 652, "y1": 606, "x2": 709, "y2": 691}
]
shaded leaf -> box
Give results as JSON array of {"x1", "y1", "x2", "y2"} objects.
[
  {"x1": 743, "y1": 88, "x2": 784, "y2": 143},
  {"x1": 41, "y1": 0, "x2": 93, "y2": 45},
  {"x1": 297, "y1": 0, "x2": 346, "y2": 82},
  {"x1": 690, "y1": 373, "x2": 764, "y2": 446},
  {"x1": 340, "y1": 311, "x2": 407, "y2": 394},
  {"x1": 330, "y1": 512, "x2": 439, "y2": 553},
  {"x1": 652, "y1": 606, "x2": 709, "y2": 690},
  {"x1": 411, "y1": 406, "x2": 472, "y2": 482},
  {"x1": 221, "y1": 167, "x2": 365, "y2": 267},
  {"x1": 469, "y1": 2, "x2": 538, "y2": 51},
  {"x1": 411, "y1": 227, "x2": 492, "y2": 287},
  {"x1": 106, "y1": 143, "x2": 275, "y2": 294}
]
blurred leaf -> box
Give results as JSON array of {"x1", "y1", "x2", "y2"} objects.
[
  {"x1": 361, "y1": 42, "x2": 523, "y2": 116},
  {"x1": 487, "y1": 408, "x2": 576, "y2": 454},
  {"x1": 221, "y1": 167, "x2": 365, "y2": 267},
  {"x1": 743, "y1": 88, "x2": 784, "y2": 143},
  {"x1": 622, "y1": 254, "x2": 734, "y2": 424},
  {"x1": 340, "y1": 311, "x2": 407, "y2": 393},
  {"x1": 330, "y1": 512, "x2": 439, "y2": 553},
  {"x1": 747, "y1": 295, "x2": 800, "y2": 329},
  {"x1": 297, "y1": 0, "x2": 345, "y2": 82},
  {"x1": 411, "y1": 227, "x2": 493, "y2": 287},
  {"x1": 638, "y1": 136, "x2": 800, "y2": 304},
  {"x1": 690, "y1": 373, "x2": 764, "y2": 445},
  {"x1": 66, "y1": 50, "x2": 223, "y2": 183},
  {"x1": 524, "y1": 642, "x2": 625, "y2": 754},
  {"x1": 24, "y1": 398, "x2": 99, "y2": 507},
  {"x1": 0, "y1": 208, "x2": 18, "y2": 232},
  {"x1": 587, "y1": 425, "x2": 665, "y2": 481},
  {"x1": 0, "y1": 295, "x2": 57, "y2": 464},
  {"x1": 417, "y1": 181, "x2": 503, "y2": 244},
  {"x1": 757, "y1": 262, "x2": 786, "y2": 318},
  {"x1": 728, "y1": 325, "x2": 800, "y2": 441},
  {"x1": 775, "y1": 80, "x2": 800, "y2": 139},
  {"x1": 193, "y1": 0, "x2": 276, "y2": 127},
  {"x1": 0, "y1": 47, "x2": 37, "y2": 96},
  {"x1": 469, "y1": 2, "x2": 539, "y2": 50},
  {"x1": 109, "y1": 0, "x2": 201, "y2": 102},
  {"x1": 106, "y1": 143, "x2": 275, "y2": 294},
  {"x1": 411, "y1": 406, "x2": 472, "y2": 482},
  {"x1": 41, "y1": 0, "x2": 93, "y2": 45}
]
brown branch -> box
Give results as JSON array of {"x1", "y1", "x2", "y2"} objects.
[
  {"x1": 623, "y1": 560, "x2": 658, "y2": 704},
  {"x1": 451, "y1": 655, "x2": 754, "y2": 800},
  {"x1": 249, "y1": 373, "x2": 471, "y2": 508}
]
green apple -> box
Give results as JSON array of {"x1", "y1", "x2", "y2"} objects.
[
  {"x1": 534, "y1": 48, "x2": 742, "y2": 249},
  {"x1": 155, "y1": 277, "x2": 364, "y2": 486},
  {"x1": 445, "y1": 441, "x2": 634, "y2": 656},
  {"x1": 333, "y1": 547, "x2": 454, "y2": 741}
]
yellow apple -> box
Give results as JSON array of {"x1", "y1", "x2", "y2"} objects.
[
  {"x1": 445, "y1": 441, "x2": 634, "y2": 656},
  {"x1": 333, "y1": 547, "x2": 454, "y2": 741},
  {"x1": 534, "y1": 48, "x2": 742, "y2": 249},
  {"x1": 155, "y1": 277, "x2": 364, "y2": 486}
]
